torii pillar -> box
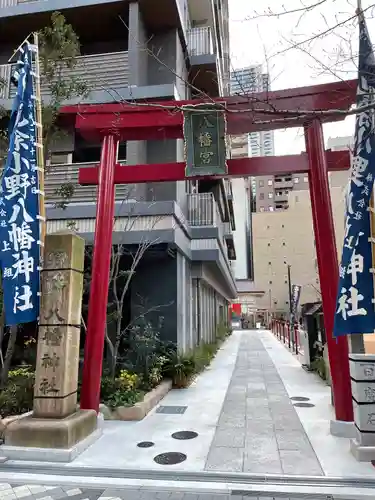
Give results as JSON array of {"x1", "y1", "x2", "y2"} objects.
[{"x1": 306, "y1": 119, "x2": 354, "y2": 435}]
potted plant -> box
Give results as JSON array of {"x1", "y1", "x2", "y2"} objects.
[{"x1": 163, "y1": 351, "x2": 196, "y2": 388}]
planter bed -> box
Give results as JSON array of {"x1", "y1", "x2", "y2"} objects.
[{"x1": 100, "y1": 380, "x2": 172, "y2": 421}]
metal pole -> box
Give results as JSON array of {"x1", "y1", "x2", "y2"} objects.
[
  {"x1": 287, "y1": 264, "x2": 292, "y2": 349},
  {"x1": 80, "y1": 134, "x2": 118, "y2": 412},
  {"x1": 305, "y1": 119, "x2": 353, "y2": 423}
]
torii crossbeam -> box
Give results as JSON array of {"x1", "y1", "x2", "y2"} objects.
[{"x1": 72, "y1": 80, "x2": 356, "y2": 433}]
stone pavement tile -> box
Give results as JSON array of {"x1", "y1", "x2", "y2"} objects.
[
  {"x1": 12, "y1": 486, "x2": 32, "y2": 499},
  {"x1": 245, "y1": 419, "x2": 274, "y2": 436},
  {"x1": 244, "y1": 435, "x2": 282, "y2": 474},
  {"x1": 279, "y1": 449, "x2": 323, "y2": 476},
  {"x1": 205, "y1": 446, "x2": 244, "y2": 471},
  {"x1": 275, "y1": 430, "x2": 312, "y2": 451},
  {"x1": 211, "y1": 427, "x2": 245, "y2": 448},
  {"x1": 272, "y1": 413, "x2": 304, "y2": 431},
  {"x1": 243, "y1": 457, "x2": 283, "y2": 474},
  {"x1": 218, "y1": 413, "x2": 246, "y2": 428},
  {"x1": 100, "y1": 490, "x2": 140, "y2": 500},
  {"x1": 0, "y1": 487, "x2": 12, "y2": 493},
  {"x1": 0, "y1": 493, "x2": 16, "y2": 500}
]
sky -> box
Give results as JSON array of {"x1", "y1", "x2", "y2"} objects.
[{"x1": 228, "y1": 0, "x2": 375, "y2": 155}]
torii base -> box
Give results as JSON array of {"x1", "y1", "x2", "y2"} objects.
[{"x1": 2, "y1": 410, "x2": 100, "y2": 463}]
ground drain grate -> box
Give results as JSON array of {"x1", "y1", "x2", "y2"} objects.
[
  {"x1": 290, "y1": 396, "x2": 310, "y2": 402},
  {"x1": 154, "y1": 452, "x2": 187, "y2": 465},
  {"x1": 171, "y1": 431, "x2": 198, "y2": 440},
  {"x1": 137, "y1": 441, "x2": 154, "y2": 448},
  {"x1": 293, "y1": 402, "x2": 315, "y2": 408},
  {"x1": 156, "y1": 406, "x2": 187, "y2": 414}
]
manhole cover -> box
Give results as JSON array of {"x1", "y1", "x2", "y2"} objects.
[
  {"x1": 156, "y1": 406, "x2": 187, "y2": 414},
  {"x1": 293, "y1": 402, "x2": 315, "y2": 408},
  {"x1": 290, "y1": 396, "x2": 310, "y2": 402},
  {"x1": 154, "y1": 452, "x2": 187, "y2": 465},
  {"x1": 137, "y1": 441, "x2": 154, "y2": 448},
  {"x1": 171, "y1": 431, "x2": 198, "y2": 440}
]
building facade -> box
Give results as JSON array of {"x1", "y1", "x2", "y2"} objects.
[
  {"x1": 230, "y1": 65, "x2": 277, "y2": 213},
  {"x1": 251, "y1": 168, "x2": 350, "y2": 315},
  {"x1": 0, "y1": 0, "x2": 236, "y2": 351}
]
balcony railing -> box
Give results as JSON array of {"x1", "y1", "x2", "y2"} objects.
[
  {"x1": 44, "y1": 162, "x2": 130, "y2": 206},
  {"x1": 275, "y1": 192, "x2": 289, "y2": 202},
  {"x1": 0, "y1": 51, "x2": 129, "y2": 100},
  {"x1": 223, "y1": 222, "x2": 233, "y2": 238},
  {"x1": 274, "y1": 180, "x2": 293, "y2": 189},
  {"x1": 187, "y1": 27, "x2": 214, "y2": 57}
]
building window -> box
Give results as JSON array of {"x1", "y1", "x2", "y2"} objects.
[
  {"x1": 268, "y1": 242, "x2": 271, "y2": 246},
  {"x1": 269, "y1": 280, "x2": 272, "y2": 284},
  {"x1": 295, "y1": 195, "x2": 299, "y2": 202},
  {"x1": 269, "y1": 206, "x2": 274, "y2": 212},
  {"x1": 285, "y1": 301, "x2": 289, "y2": 305},
  {"x1": 260, "y1": 207, "x2": 265, "y2": 212},
  {"x1": 267, "y1": 225, "x2": 270, "y2": 229},
  {"x1": 268, "y1": 261, "x2": 272, "y2": 265},
  {"x1": 268, "y1": 192, "x2": 273, "y2": 199},
  {"x1": 282, "y1": 224, "x2": 284, "y2": 228},
  {"x1": 259, "y1": 193, "x2": 265, "y2": 200},
  {"x1": 259, "y1": 180, "x2": 264, "y2": 187},
  {"x1": 268, "y1": 179, "x2": 273, "y2": 186},
  {"x1": 294, "y1": 177, "x2": 299, "y2": 183},
  {"x1": 274, "y1": 300, "x2": 278, "y2": 305},
  {"x1": 282, "y1": 242, "x2": 286, "y2": 246},
  {"x1": 285, "y1": 280, "x2": 288, "y2": 284},
  {"x1": 304, "y1": 176, "x2": 308, "y2": 182}
]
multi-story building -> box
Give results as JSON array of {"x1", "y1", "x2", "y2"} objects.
[
  {"x1": 251, "y1": 132, "x2": 353, "y2": 315},
  {"x1": 255, "y1": 173, "x2": 310, "y2": 212},
  {"x1": 230, "y1": 66, "x2": 276, "y2": 212},
  {"x1": 0, "y1": 0, "x2": 236, "y2": 352},
  {"x1": 253, "y1": 136, "x2": 353, "y2": 213}
]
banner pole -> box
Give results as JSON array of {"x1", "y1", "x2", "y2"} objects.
[{"x1": 31, "y1": 33, "x2": 46, "y2": 257}]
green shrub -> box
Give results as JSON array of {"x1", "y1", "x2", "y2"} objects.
[
  {"x1": 0, "y1": 367, "x2": 34, "y2": 418},
  {"x1": 162, "y1": 350, "x2": 196, "y2": 388},
  {"x1": 216, "y1": 321, "x2": 232, "y2": 341},
  {"x1": 311, "y1": 356, "x2": 326, "y2": 380},
  {"x1": 100, "y1": 371, "x2": 143, "y2": 408}
]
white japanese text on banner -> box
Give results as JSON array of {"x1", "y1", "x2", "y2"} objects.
[
  {"x1": 0, "y1": 43, "x2": 41, "y2": 325},
  {"x1": 334, "y1": 11, "x2": 375, "y2": 336}
]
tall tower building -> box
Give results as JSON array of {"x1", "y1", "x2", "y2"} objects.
[{"x1": 230, "y1": 66, "x2": 276, "y2": 213}]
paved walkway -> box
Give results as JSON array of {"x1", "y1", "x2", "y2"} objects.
[
  {"x1": 0, "y1": 482, "x2": 340, "y2": 500},
  {"x1": 205, "y1": 334, "x2": 322, "y2": 475},
  {"x1": 1, "y1": 330, "x2": 375, "y2": 480}
]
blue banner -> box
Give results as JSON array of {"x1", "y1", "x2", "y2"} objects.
[
  {"x1": 0, "y1": 43, "x2": 41, "y2": 325},
  {"x1": 334, "y1": 13, "x2": 375, "y2": 336}
]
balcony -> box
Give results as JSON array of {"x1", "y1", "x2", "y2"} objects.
[
  {"x1": 1, "y1": 51, "x2": 129, "y2": 102},
  {"x1": 187, "y1": 27, "x2": 219, "y2": 97},
  {"x1": 187, "y1": 27, "x2": 214, "y2": 57},
  {"x1": 188, "y1": 192, "x2": 222, "y2": 227},
  {"x1": 274, "y1": 179, "x2": 293, "y2": 189},
  {"x1": 44, "y1": 162, "x2": 129, "y2": 206},
  {"x1": 275, "y1": 192, "x2": 289, "y2": 203}
]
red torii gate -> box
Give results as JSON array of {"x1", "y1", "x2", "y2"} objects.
[{"x1": 65, "y1": 79, "x2": 357, "y2": 429}]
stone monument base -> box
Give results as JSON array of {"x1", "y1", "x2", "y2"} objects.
[
  {"x1": 330, "y1": 419, "x2": 356, "y2": 438},
  {"x1": 350, "y1": 439, "x2": 375, "y2": 462},
  {"x1": 2, "y1": 410, "x2": 100, "y2": 463}
]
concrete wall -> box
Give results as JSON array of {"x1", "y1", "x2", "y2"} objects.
[
  {"x1": 252, "y1": 170, "x2": 349, "y2": 314},
  {"x1": 147, "y1": 31, "x2": 178, "y2": 86},
  {"x1": 128, "y1": 2, "x2": 148, "y2": 86},
  {"x1": 231, "y1": 177, "x2": 250, "y2": 280},
  {"x1": 130, "y1": 255, "x2": 178, "y2": 345}
]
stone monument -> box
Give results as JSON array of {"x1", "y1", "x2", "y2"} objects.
[
  {"x1": 3, "y1": 231, "x2": 99, "y2": 462},
  {"x1": 350, "y1": 353, "x2": 375, "y2": 461}
]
